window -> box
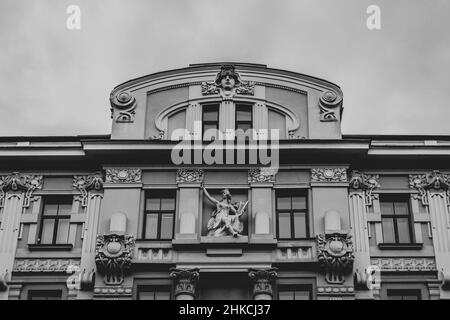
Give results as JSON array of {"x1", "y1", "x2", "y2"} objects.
[
  {"x1": 380, "y1": 195, "x2": 412, "y2": 244},
  {"x1": 143, "y1": 191, "x2": 176, "y2": 240},
  {"x1": 38, "y1": 196, "x2": 72, "y2": 245},
  {"x1": 202, "y1": 104, "x2": 220, "y2": 140},
  {"x1": 235, "y1": 103, "x2": 252, "y2": 132},
  {"x1": 387, "y1": 289, "x2": 421, "y2": 300},
  {"x1": 278, "y1": 285, "x2": 312, "y2": 300},
  {"x1": 137, "y1": 286, "x2": 171, "y2": 300},
  {"x1": 276, "y1": 191, "x2": 308, "y2": 239},
  {"x1": 28, "y1": 290, "x2": 62, "y2": 300}
]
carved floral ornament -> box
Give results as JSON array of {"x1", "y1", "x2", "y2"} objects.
[
  {"x1": 319, "y1": 90, "x2": 343, "y2": 122},
  {"x1": 201, "y1": 65, "x2": 255, "y2": 100},
  {"x1": 0, "y1": 172, "x2": 42, "y2": 207},
  {"x1": 170, "y1": 268, "x2": 200, "y2": 298},
  {"x1": 110, "y1": 91, "x2": 137, "y2": 123},
  {"x1": 311, "y1": 168, "x2": 347, "y2": 183},
  {"x1": 105, "y1": 168, "x2": 142, "y2": 184},
  {"x1": 317, "y1": 232, "x2": 354, "y2": 284},
  {"x1": 348, "y1": 171, "x2": 380, "y2": 207},
  {"x1": 409, "y1": 170, "x2": 450, "y2": 206},
  {"x1": 248, "y1": 168, "x2": 277, "y2": 183},
  {"x1": 73, "y1": 172, "x2": 104, "y2": 207},
  {"x1": 95, "y1": 233, "x2": 135, "y2": 285},
  {"x1": 176, "y1": 169, "x2": 204, "y2": 183}
]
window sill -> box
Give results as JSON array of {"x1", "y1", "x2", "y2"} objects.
[
  {"x1": 28, "y1": 244, "x2": 73, "y2": 251},
  {"x1": 378, "y1": 243, "x2": 423, "y2": 250}
]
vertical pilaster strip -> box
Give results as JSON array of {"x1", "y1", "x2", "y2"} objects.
[
  {"x1": 253, "y1": 102, "x2": 268, "y2": 139},
  {"x1": 0, "y1": 173, "x2": 42, "y2": 300},
  {"x1": 186, "y1": 102, "x2": 202, "y2": 140},
  {"x1": 73, "y1": 173, "x2": 103, "y2": 299},
  {"x1": 220, "y1": 100, "x2": 235, "y2": 139}
]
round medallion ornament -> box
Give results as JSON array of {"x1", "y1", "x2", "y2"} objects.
[
  {"x1": 323, "y1": 169, "x2": 335, "y2": 179},
  {"x1": 117, "y1": 170, "x2": 129, "y2": 180}
]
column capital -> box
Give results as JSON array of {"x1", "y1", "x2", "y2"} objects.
[
  {"x1": 73, "y1": 172, "x2": 104, "y2": 206},
  {"x1": 0, "y1": 172, "x2": 42, "y2": 207},
  {"x1": 170, "y1": 268, "x2": 200, "y2": 299},
  {"x1": 248, "y1": 268, "x2": 278, "y2": 300}
]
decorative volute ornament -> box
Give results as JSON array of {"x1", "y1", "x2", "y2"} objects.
[
  {"x1": 0, "y1": 172, "x2": 42, "y2": 207},
  {"x1": 317, "y1": 210, "x2": 354, "y2": 284},
  {"x1": 73, "y1": 172, "x2": 104, "y2": 207},
  {"x1": 201, "y1": 65, "x2": 255, "y2": 100},
  {"x1": 170, "y1": 268, "x2": 200, "y2": 300},
  {"x1": 95, "y1": 212, "x2": 135, "y2": 286},
  {"x1": 409, "y1": 170, "x2": 450, "y2": 206},
  {"x1": 319, "y1": 90, "x2": 343, "y2": 122},
  {"x1": 348, "y1": 171, "x2": 380, "y2": 207},
  {"x1": 248, "y1": 268, "x2": 278, "y2": 300},
  {"x1": 110, "y1": 91, "x2": 137, "y2": 123}
]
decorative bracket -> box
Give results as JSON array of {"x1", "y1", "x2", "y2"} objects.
[
  {"x1": 349, "y1": 171, "x2": 380, "y2": 207},
  {"x1": 73, "y1": 172, "x2": 104, "y2": 207},
  {"x1": 317, "y1": 232, "x2": 354, "y2": 284},
  {"x1": 319, "y1": 91, "x2": 343, "y2": 122},
  {"x1": 409, "y1": 171, "x2": 450, "y2": 206},
  {"x1": 110, "y1": 91, "x2": 137, "y2": 123},
  {"x1": 95, "y1": 233, "x2": 135, "y2": 285}
]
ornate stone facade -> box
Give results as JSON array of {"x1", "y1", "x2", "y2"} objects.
[
  {"x1": 0, "y1": 172, "x2": 42, "y2": 207},
  {"x1": 73, "y1": 172, "x2": 104, "y2": 206},
  {"x1": 95, "y1": 233, "x2": 135, "y2": 285},
  {"x1": 176, "y1": 169, "x2": 204, "y2": 183},
  {"x1": 248, "y1": 168, "x2": 276, "y2": 183},
  {"x1": 105, "y1": 168, "x2": 142, "y2": 184},
  {"x1": 311, "y1": 168, "x2": 347, "y2": 182}
]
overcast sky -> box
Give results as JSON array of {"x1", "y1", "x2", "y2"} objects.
[{"x1": 0, "y1": 0, "x2": 449, "y2": 137}]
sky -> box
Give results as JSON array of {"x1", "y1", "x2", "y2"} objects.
[{"x1": 0, "y1": 0, "x2": 449, "y2": 137}]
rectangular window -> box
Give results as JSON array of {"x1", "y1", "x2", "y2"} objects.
[
  {"x1": 276, "y1": 191, "x2": 308, "y2": 240},
  {"x1": 278, "y1": 285, "x2": 312, "y2": 300},
  {"x1": 235, "y1": 103, "x2": 253, "y2": 132},
  {"x1": 143, "y1": 191, "x2": 176, "y2": 240},
  {"x1": 137, "y1": 286, "x2": 171, "y2": 300},
  {"x1": 380, "y1": 195, "x2": 412, "y2": 244},
  {"x1": 202, "y1": 104, "x2": 220, "y2": 140},
  {"x1": 38, "y1": 196, "x2": 72, "y2": 245},
  {"x1": 28, "y1": 290, "x2": 62, "y2": 300},
  {"x1": 387, "y1": 289, "x2": 421, "y2": 300}
]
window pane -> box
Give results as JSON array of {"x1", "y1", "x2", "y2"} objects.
[
  {"x1": 277, "y1": 197, "x2": 291, "y2": 210},
  {"x1": 138, "y1": 290, "x2": 155, "y2": 300},
  {"x1": 161, "y1": 198, "x2": 175, "y2": 211},
  {"x1": 56, "y1": 219, "x2": 70, "y2": 244},
  {"x1": 292, "y1": 197, "x2": 306, "y2": 210},
  {"x1": 380, "y1": 201, "x2": 394, "y2": 215},
  {"x1": 278, "y1": 291, "x2": 294, "y2": 300},
  {"x1": 146, "y1": 198, "x2": 160, "y2": 211},
  {"x1": 203, "y1": 110, "x2": 218, "y2": 122},
  {"x1": 236, "y1": 109, "x2": 252, "y2": 122},
  {"x1": 397, "y1": 218, "x2": 411, "y2": 243},
  {"x1": 58, "y1": 204, "x2": 72, "y2": 215},
  {"x1": 160, "y1": 214, "x2": 174, "y2": 239},
  {"x1": 155, "y1": 291, "x2": 170, "y2": 300},
  {"x1": 293, "y1": 212, "x2": 307, "y2": 238},
  {"x1": 394, "y1": 202, "x2": 409, "y2": 216},
  {"x1": 43, "y1": 204, "x2": 58, "y2": 215},
  {"x1": 278, "y1": 212, "x2": 291, "y2": 238},
  {"x1": 41, "y1": 219, "x2": 55, "y2": 244},
  {"x1": 144, "y1": 214, "x2": 158, "y2": 239},
  {"x1": 381, "y1": 218, "x2": 395, "y2": 243},
  {"x1": 294, "y1": 290, "x2": 311, "y2": 300}
]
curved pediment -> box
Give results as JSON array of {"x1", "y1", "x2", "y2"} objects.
[{"x1": 109, "y1": 63, "x2": 343, "y2": 140}]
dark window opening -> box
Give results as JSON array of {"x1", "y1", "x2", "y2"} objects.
[
  {"x1": 202, "y1": 104, "x2": 220, "y2": 140},
  {"x1": 380, "y1": 195, "x2": 413, "y2": 244},
  {"x1": 276, "y1": 191, "x2": 308, "y2": 240},
  {"x1": 137, "y1": 285, "x2": 171, "y2": 300},
  {"x1": 278, "y1": 285, "x2": 312, "y2": 300},
  {"x1": 38, "y1": 196, "x2": 72, "y2": 245},
  {"x1": 387, "y1": 289, "x2": 421, "y2": 300},
  {"x1": 143, "y1": 191, "x2": 176, "y2": 240},
  {"x1": 28, "y1": 290, "x2": 62, "y2": 300},
  {"x1": 235, "y1": 104, "x2": 253, "y2": 133}
]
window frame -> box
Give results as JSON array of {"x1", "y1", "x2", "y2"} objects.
[
  {"x1": 275, "y1": 190, "x2": 309, "y2": 240},
  {"x1": 379, "y1": 194, "x2": 414, "y2": 244},
  {"x1": 137, "y1": 285, "x2": 172, "y2": 300},
  {"x1": 235, "y1": 103, "x2": 253, "y2": 132},
  {"x1": 37, "y1": 195, "x2": 73, "y2": 245},
  {"x1": 276, "y1": 284, "x2": 313, "y2": 300},
  {"x1": 202, "y1": 103, "x2": 220, "y2": 140},
  {"x1": 142, "y1": 191, "x2": 176, "y2": 240}
]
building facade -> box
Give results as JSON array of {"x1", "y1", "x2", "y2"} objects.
[{"x1": 0, "y1": 62, "x2": 449, "y2": 300}]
